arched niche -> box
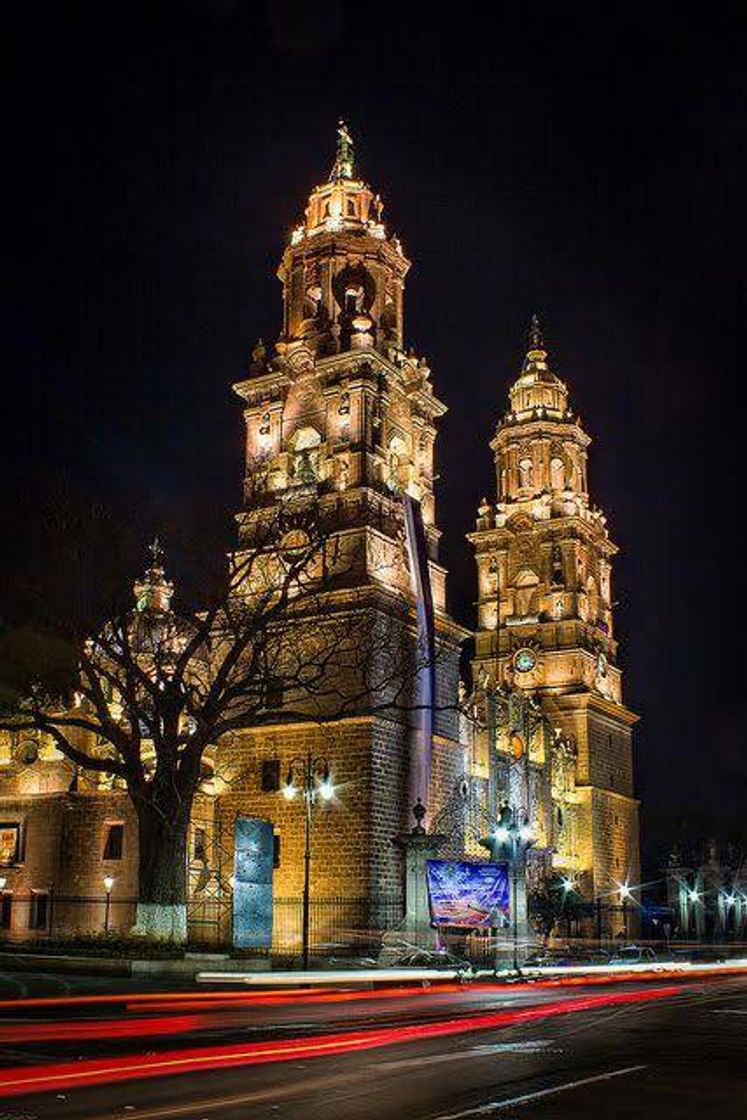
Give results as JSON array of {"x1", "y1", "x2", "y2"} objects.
[
  {"x1": 518, "y1": 457, "x2": 534, "y2": 489},
  {"x1": 515, "y1": 567, "x2": 540, "y2": 617},
  {"x1": 550, "y1": 456, "x2": 566, "y2": 491},
  {"x1": 386, "y1": 434, "x2": 410, "y2": 493},
  {"x1": 288, "y1": 426, "x2": 322, "y2": 452},
  {"x1": 586, "y1": 575, "x2": 599, "y2": 622},
  {"x1": 288, "y1": 426, "x2": 323, "y2": 486}
]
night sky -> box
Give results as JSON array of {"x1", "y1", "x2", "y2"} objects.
[{"x1": 2, "y1": 5, "x2": 745, "y2": 866}]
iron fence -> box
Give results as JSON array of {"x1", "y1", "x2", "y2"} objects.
[
  {"x1": 2, "y1": 892, "x2": 744, "y2": 965},
  {"x1": 0, "y1": 892, "x2": 406, "y2": 957},
  {"x1": 187, "y1": 893, "x2": 406, "y2": 957}
]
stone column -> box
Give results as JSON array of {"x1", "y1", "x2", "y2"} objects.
[{"x1": 379, "y1": 800, "x2": 447, "y2": 963}]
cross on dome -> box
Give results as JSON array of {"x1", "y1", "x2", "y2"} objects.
[
  {"x1": 148, "y1": 536, "x2": 164, "y2": 566},
  {"x1": 329, "y1": 119, "x2": 355, "y2": 182}
]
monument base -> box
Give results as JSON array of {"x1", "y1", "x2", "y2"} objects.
[{"x1": 378, "y1": 817, "x2": 448, "y2": 966}]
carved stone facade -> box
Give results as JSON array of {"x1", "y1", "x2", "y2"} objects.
[{"x1": 468, "y1": 318, "x2": 640, "y2": 904}]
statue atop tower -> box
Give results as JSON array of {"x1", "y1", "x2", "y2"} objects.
[{"x1": 329, "y1": 119, "x2": 355, "y2": 181}]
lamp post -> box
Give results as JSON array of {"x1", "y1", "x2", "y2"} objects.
[
  {"x1": 282, "y1": 751, "x2": 334, "y2": 971},
  {"x1": 103, "y1": 875, "x2": 114, "y2": 933},
  {"x1": 561, "y1": 876, "x2": 576, "y2": 939},
  {"x1": 618, "y1": 881, "x2": 632, "y2": 939},
  {"x1": 488, "y1": 804, "x2": 534, "y2": 974},
  {"x1": 687, "y1": 887, "x2": 701, "y2": 939}
]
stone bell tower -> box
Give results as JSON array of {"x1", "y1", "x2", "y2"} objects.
[
  {"x1": 469, "y1": 318, "x2": 640, "y2": 903},
  {"x1": 217, "y1": 124, "x2": 466, "y2": 918}
]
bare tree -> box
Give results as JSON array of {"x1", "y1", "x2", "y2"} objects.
[{"x1": 0, "y1": 491, "x2": 451, "y2": 940}]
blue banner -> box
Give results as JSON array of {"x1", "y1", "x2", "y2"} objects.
[
  {"x1": 233, "y1": 817, "x2": 274, "y2": 949},
  {"x1": 426, "y1": 860, "x2": 510, "y2": 927}
]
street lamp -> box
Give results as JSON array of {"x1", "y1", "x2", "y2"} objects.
[
  {"x1": 617, "y1": 881, "x2": 633, "y2": 939},
  {"x1": 103, "y1": 875, "x2": 114, "y2": 933},
  {"x1": 489, "y1": 805, "x2": 534, "y2": 974},
  {"x1": 281, "y1": 751, "x2": 335, "y2": 971}
]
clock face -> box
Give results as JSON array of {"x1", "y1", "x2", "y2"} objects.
[{"x1": 513, "y1": 648, "x2": 537, "y2": 674}]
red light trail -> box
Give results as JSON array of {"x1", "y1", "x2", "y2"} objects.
[{"x1": 0, "y1": 985, "x2": 681, "y2": 1099}]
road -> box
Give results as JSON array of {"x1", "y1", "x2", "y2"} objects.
[{"x1": 0, "y1": 971, "x2": 745, "y2": 1118}]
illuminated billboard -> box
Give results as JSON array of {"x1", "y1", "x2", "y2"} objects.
[{"x1": 426, "y1": 859, "x2": 510, "y2": 928}]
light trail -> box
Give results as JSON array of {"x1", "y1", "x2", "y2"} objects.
[
  {"x1": 0, "y1": 1013, "x2": 206, "y2": 1045},
  {"x1": 0, "y1": 985, "x2": 681, "y2": 1099},
  {"x1": 0, "y1": 968, "x2": 730, "y2": 1021}
]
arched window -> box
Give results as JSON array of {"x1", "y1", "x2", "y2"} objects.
[
  {"x1": 550, "y1": 456, "x2": 565, "y2": 490},
  {"x1": 289, "y1": 426, "x2": 322, "y2": 452}
]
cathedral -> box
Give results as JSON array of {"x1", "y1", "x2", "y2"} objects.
[{"x1": 0, "y1": 125, "x2": 639, "y2": 949}]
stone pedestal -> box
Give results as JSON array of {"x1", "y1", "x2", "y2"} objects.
[{"x1": 379, "y1": 807, "x2": 447, "y2": 964}]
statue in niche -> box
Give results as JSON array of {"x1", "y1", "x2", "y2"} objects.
[
  {"x1": 550, "y1": 456, "x2": 565, "y2": 491},
  {"x1": 381, "y1": 296, "x2": 397, "y2": 341},
  {"x1": 519, "y1": 457, "x2": 533, "y2": 489},
  {"x1": 387, "y1": 447, "x2": 402, "y2": 492},
  {"x1": 294, "y1": 450, "x2": 319, "y2": 486},
  {"x1": 551, "y1": 544, "x2": 564, "y2": 586},
  {"x1": 289, "y1": 427, "x2": 322, "y2": 486},
  {"x1": 487, "y1": 556, "x2": 499, "y2": 595},
  {"x1": 344, "y1": 284, "x2": 365, "y2": 316},
  {"x1": 337, "y1": 455, "x2": 350, "y2": 490},
  {"x1": 303, "y1": 284, "x2": 322, "y2": 319},
  {"x1": 251, "y1": 339, "x2": 268, "y2": 372}
]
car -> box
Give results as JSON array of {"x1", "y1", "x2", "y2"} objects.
[{"x1": 607, "y1": 944, "x2": 657, "y2": 965}]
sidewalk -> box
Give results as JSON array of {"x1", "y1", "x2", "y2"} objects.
[{"x1": 0, "y1": 949, "x2": 270, "y2": 978}]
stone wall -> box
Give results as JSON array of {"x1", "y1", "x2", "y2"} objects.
[{"x1": 0, "y1": 789, "x2": 137, "y2": 939}]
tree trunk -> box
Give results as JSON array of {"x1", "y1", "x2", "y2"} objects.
[{"x1": 131, "y1": 801, "x2": 191, "y2": 943}]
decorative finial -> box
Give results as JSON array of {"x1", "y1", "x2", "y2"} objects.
[
  {"x1": 148, "y1": 536, "x2": 164, "y2": 567},
  {"x1": 529, "y1": 312, "x2": 544, "y2": 352},
  {"x1": 135, "y1": 537, "x2": 173, "y2": 613},
  {"x1": 329, "y1": 119, "x2": 355, "y2": 181}
]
